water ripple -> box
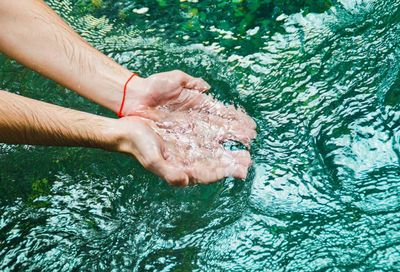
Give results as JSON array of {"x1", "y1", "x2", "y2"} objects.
[{"x1": 1, "y1": 0, "x2": 400, "y2": 271}]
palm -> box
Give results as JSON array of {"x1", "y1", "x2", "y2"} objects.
[{"x1": 120, "y1": 89, "x2": 256, "y2": 186}]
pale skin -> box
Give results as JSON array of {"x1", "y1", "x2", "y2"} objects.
[
  {"x1": 0, "y1": 0, "x2": 210, "y2": 115},
  {"x1": 0, "y1": 90, "x2": 193, "y2": 186},
  {"x1": 0, "y1": 0, "x2": 256, "y2": 186}
]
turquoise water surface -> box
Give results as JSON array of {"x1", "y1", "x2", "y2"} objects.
[{"x1": 1, "y1": 0, "x2": 400, "y2": 271}]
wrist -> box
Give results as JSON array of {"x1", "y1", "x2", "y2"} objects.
[
  {"x1": 118, "y1": 75, "x2": 148, "y2": 116},
  {"x1": 99, "y1": 118, "x2": 129, "y2": 153},
  {"x1": 92, "y1": 64, "x2": 144, "y2": 116},
  {"x1": 100, "y1": 117, "x2": 143, "y2": 158}
]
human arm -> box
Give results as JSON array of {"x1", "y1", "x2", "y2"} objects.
[
  {"x1": 0, "y1": 90, "x2": 190, "y2": 185},
  {"x1": 0, "y1": 90, "x2": 253, "y2": 186},
  {"x1": 0, "y1": 0, "x2": 210, "y2": 116}
]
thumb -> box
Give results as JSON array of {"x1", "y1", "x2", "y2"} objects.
[
  {"x1": 161, "y1": 164, "x2": 190, "y2": 187},
  {"x1": 185, "y1": 77, "x2": 211, "y2": 92},
  {"x1": 149, "y1": 159, "x2": 189, "y2": 187}
]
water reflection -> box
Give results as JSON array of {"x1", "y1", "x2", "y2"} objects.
[{"x1": 1, "y1": 0, "x2": 400, "y2": 270}]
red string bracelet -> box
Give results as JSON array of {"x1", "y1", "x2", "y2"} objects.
[{"x1": 117, "y1": 73, "x2": 138, "y2": 118}]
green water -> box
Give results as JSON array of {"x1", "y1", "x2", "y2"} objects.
[{"x1": 1, "y1": 0, "x2": 400, "y2": 271}]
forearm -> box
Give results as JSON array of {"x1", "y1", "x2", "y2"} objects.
[
  {"x1": 0, "y1": 0, "x2": 135, "y2": 113},
  {"x1": 0, "y1": 90, "x2": 120, "y2": 149}
]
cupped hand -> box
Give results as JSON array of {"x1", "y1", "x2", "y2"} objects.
[
  {"x1": 135, "y1": 89, "x2": 257, "y2": 147},
  {"x1": 116, "y1": 115, "x2": 253, "y2": 187},
  {"x1": 115, "y1": 116, "x2": 189, "y2": 186},
  {"x1": 115, "y1": 88, "x2": 257, "y2": 186},
  {"x1": 123, "y1": 70, "x2": 210, "y2": 116}
]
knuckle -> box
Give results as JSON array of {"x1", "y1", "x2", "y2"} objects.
[{"x1": 171, "y1": 70, "x2": 185, "y2": 78}]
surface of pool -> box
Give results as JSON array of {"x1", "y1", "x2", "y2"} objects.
[{"x1": 1, "y1": 0, "x2": 400, "y2": 271}]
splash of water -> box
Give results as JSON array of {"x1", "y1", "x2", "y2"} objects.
[{"x1": 150, "y1": 89, "x2": 257, "y2": 183}]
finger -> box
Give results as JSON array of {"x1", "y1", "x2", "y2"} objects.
[
  {"x1": 184, "y1": 148, "x2": 250, "y2": 184},
  {"x1": 210, "y1": 150, "x2": 251, "y2": 181},
  {"x1": 144, "y1": 155, "x2": 189, "y2": 187},
  {"x1": 185, "y1": 78, "x2": 211, "y2": 92},
  {"x1": 212, "y1": 103, "x2": 257, "y2": 132},
  {"x1": 160, "y1": 163, "x2": 190, "y2": 187},
  {"x1": 154, "y1": 108, "x2": 255, "y2": 148},
  {"x1": 234, "y1": 106, "x2": 257, "y2": 130},
  {"x1": 176, "y1": 92, "x2": 257, "y2": 133},
  {"x1": 129, "y1": 118, "x2": 189, "y2": 187},
  {"x1": 164, "y1": 89, "x2": 208, "y2": 111},
  {"x1": 215, "y1": 152, "x2": 250, "y2": 180},
  {"x1": 227, "y1": 150, "x2": 252, "y2": 179},
  {"x1": 169, "y1": 70, "x2": 210, "y2": 92},
  {"x1": 187, "y1": 111, "x2": 255, "y2": 147},
  {"x1": 157, "y1": 122, "x2": 252, "y2": 184},
  {"x1": 216, "y1": 109, "x2": 257, "y2": 141}
]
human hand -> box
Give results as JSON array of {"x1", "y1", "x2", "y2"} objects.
[
  {"x1": 115, "y1": 115, "x2": 253, "y2": 186},
  {"x1": 135, "y1": 89, "x2": 257, "y2": 147},
  {"x1": 113, "y1": 88, "x2": 256, "y2": 186},
  {"x1": 122, "y1": 70, "x2": 210, "y2": 116}
]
